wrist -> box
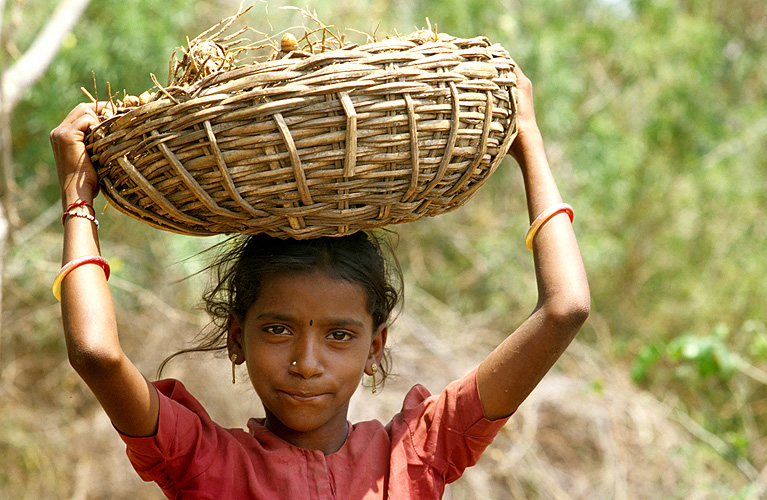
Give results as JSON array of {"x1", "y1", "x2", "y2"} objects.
[
  {"x1": 61, "y1": 197, "x2": 96, "y2": 211},
  {"x1": 61, "y1": 187, "x2": 96, "y2": 210},
  {"x1": 512, "y1": 132, "x2": 546, "y2": 170}
]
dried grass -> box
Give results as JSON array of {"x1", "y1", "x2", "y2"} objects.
[
  {"x1": 4, "y1": 271, "x2": 749, "y2": 499},
  {"x1": 372, "y1": 290, "x2": 748, "y2": 500},
  {"x1": 0, "y1": 224, "x2": 754, "y2": 499},
  {"x1": 0, "y1": 297, "x2": 750, "y2": 499}
]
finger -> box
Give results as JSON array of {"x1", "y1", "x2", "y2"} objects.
[
  {"x1": 52, "y1": 105, "x2": 101, "y2": 146},
  {"x1": 51, "y1": 116, "x2": 98, "y2": 153},
  {"x1": 513, "y1": 65, "x2": 532, "y2": 91},
  {"x1": 70, "y1": 112, "x2": 101, "y2": 137},
  {"x1": 59, "y1": 102, "x2": 103, "y2": 127}
]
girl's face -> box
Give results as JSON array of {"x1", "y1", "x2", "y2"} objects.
[{"x1": 228, "y1": 270, "x2": 386, "y2": 455}]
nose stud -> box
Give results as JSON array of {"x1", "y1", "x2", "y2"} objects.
[{"x1": 291, "y1": 360, "x2": 297, "y2": 366}]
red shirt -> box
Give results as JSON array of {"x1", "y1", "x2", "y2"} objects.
[{"x1": 119, "y1": 368, "x2": 509, "y2": 499}]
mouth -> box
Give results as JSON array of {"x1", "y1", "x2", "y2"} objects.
[{"x1": 280, "y1": 390, "x2": 329, "y2": 403}]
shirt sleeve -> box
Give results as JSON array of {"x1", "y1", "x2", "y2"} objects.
[
  {"x1": 392, "y1": 367, "x2": 511, "y2": 484},
  {"x1": 116, "y1": 379, "x2": 228, "y2": 493}
]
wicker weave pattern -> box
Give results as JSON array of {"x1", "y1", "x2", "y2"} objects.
[{"x1": 87, "y1": 35, "x2": 518, "y2": 238}]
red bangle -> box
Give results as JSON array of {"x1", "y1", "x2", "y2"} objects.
[
  {"x1": 52, "y1": 255, "x2": 110, "y2": 301},
  {"x1": 64, "y1": 200, "x2": 94, "y2": 213}
]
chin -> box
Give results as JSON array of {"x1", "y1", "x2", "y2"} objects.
[{"x1": 271, "y1": 409, "x2": 327, "y2": 432}]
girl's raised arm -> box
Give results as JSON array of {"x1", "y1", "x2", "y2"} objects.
[
  {"x1": 51, "y1": 103, "x2": 159, "y2": 437},
  {"x1": 477, "y1": 65, "x2": 591, "y2": 420}
]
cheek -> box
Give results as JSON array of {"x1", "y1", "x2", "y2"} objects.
[
  {"x1": 246, "y1": 343, "x2": 282, "y2": 366},
  {"x1": 339, "y1": 352, "x2": 370, "y2": 380},
  {"x1": 243, "y1": 342, "x2": 281, "y2": 376}
]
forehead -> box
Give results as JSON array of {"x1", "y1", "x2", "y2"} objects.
[{"x1": 248, "y1": 271, "x2": 372, "y2": 327}]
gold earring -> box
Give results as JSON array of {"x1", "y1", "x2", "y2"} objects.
[
  {"x1": 371, "y1": 362, "x2": 378, "y2": 395},
  {"x1": 230, "y1": 353, "x2": 237, "y2": 384}
]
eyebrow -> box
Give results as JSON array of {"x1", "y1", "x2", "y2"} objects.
[{"x1": 254, "y1": 312, "x2": 366, "y2": 329}]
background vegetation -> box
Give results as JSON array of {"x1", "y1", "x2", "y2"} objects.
[{"x1": 2, "y1": 0, "x2": 766, "y2": 498}]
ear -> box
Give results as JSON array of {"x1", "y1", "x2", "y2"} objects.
[
  {"x1": 365, "y1": 323, "x2": 387, "y2": 374},
  {"x1": 226, "y1": 314, "x2": 245, "y2": 364}
]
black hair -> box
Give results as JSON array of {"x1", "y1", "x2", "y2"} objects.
[{"x1": 158, "y1": 230, "x2": 402, "y2": 389}]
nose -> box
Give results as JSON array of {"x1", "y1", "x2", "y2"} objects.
[{"x1": 288, "y1": 336, "x2": 324, "y2": 379}]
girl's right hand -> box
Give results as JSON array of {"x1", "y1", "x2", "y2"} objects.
[
  {"x1": 54, "y1": 104, "x2": 161, "y2": 439},
  {"x1": 50, "y1": 103, "x2": 101, "y2": 207}
]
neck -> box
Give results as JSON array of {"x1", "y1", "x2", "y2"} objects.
[{"x1": 263, "y1": 410, "x2": 350, "y2": 455}]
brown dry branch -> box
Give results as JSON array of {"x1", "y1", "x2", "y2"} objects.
[
  {"x1": 281, "y1": 6, "x2": 346, "y2": 48},
  {"x1": 112, "y1": 7, "x2": 435, "y2": 114}
]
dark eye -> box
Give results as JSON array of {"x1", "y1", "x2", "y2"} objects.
[
  {"x1": 266, "y1": 325, "x2": 290, "y2": 335},
  {"x1": 328, "y1": 331, "x2": 353, "y2": 341}
]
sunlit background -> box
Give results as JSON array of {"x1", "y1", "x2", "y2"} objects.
[{"x1": 2, "y1": 0, "x2": 766, "y2": 498}]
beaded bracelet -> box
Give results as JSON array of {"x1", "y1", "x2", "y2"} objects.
[
  {"x1": 52, "y1": 255, "x2": 110, "y2": 301},
  {"x1": 525, "y1": 203, "x2": 574, "y2": 251},
  {"x1": 62, "y1": 210, "x2": 100, "y2": 229}
]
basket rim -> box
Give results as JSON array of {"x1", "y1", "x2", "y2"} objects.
[{"x1": 86, "y1": 31, "x2": 518, "y2": 238}]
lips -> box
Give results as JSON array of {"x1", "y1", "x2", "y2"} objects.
[{"x1": 280, "y1": 390, "x2": 329, "y2": 403}]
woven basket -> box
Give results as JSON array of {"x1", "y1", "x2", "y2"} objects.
[{"x1": 86, "y1": 33, "x2": 518, "y2": 238}]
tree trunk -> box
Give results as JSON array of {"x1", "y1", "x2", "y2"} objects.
[
  {"x1": 0, "y1": 203, "x2": 7, "y2": 352},
  {"x1": 1, "y1": 0, "x2": 93, "y2": 114},
  {"x1": 0, "y1": 0, "x2": 93, "y2": 347}
]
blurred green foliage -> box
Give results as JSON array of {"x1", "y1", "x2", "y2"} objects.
[
  {"x1": 395, "y1": 0, "x2": 767, "y2": 475},
  {"x1": 3, "y1": 0, "x2": 767, "y2": 496}
]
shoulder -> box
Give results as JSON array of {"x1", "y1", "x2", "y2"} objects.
[
  {"x1": 152, "y1": 378, "x2": 194, "y2": 399},
  {"x1": 120, "y1": 379, "x2": 255, "y2": 493},
  {"x1": 151, "y1": 379, "x2": 253, "y2": 443},
  {"x1": 341, "y1": 418, "x2": 391, "y2": 460},
  {"x1": 388, "y1": 368, "x2": 511, "y2": 455},
  {"x1": 385, "y1": 368, "x2": 511, "y2": 484},
  {"x1": 396, "y1": 367, "x2": 485, "y2": 425},
  {"x1": 151, "y1": 378, "x2": 215, "y2": 424}
]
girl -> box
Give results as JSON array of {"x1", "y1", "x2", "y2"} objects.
[{"x1": 50, "y1": 64, "x2": 589, "y2": 499}]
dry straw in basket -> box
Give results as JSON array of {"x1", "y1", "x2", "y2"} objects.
[{"x1": 86, "y1": 11, "x2": 518, "y2": 239}]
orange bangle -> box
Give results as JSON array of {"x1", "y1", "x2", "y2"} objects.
[
  {"x1": 525, "y1": 203, "x2": 574, "y2": 251},
  {"x1": 52, "y1": 255, "x2": 110, "y2": 301}
]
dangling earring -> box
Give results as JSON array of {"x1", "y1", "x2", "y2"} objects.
[
  {"x1": 230, "y1": 353, "x2": 237, "y2": 384},
  {"x1": 371, "y1": 362, "x2": 378, "y2": 395}
]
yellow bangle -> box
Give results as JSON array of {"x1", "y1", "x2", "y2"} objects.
[
  {"x1": 525, "y1": 203, "x2": 574, "y2": 251},
  {"x1": 52, "y1": 255, "x2": 110, "y2": 301}
]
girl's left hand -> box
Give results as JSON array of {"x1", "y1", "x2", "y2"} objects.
[
  {"x1": 50, "y1": 103, "x2": 101, "y2": 207},
  {"x1": 477, "y1": 62, "x2": 590, "y2": 421}
]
